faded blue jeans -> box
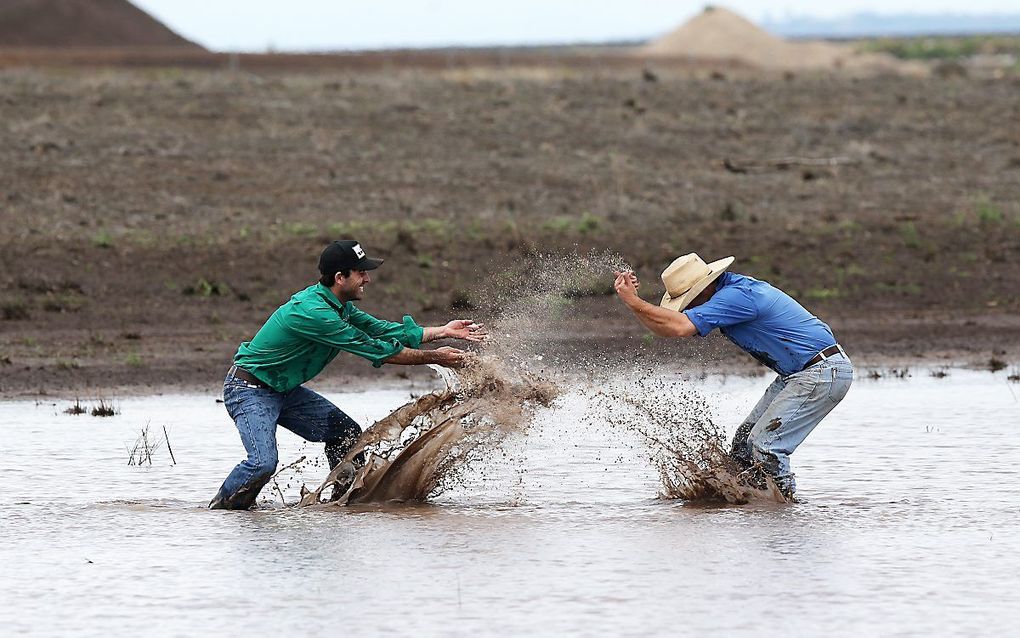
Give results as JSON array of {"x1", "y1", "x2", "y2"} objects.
[
  {"x1": 210, "y1": 370, "x2": 362, "y2": 509},
  {"x1": 730, "y1": 352, "x2": 854, "y2": 495}
]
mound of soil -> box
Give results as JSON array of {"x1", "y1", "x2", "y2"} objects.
[
  {"x1": 0, "y1": 0, "x2": 201, "y2": 48},
  {"x1": 642, "y1": 6, "x2": 864, "y2": 70}
]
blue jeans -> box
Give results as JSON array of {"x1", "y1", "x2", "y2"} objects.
[
  {"x1": 210, "y1": 371, "x2": 362, "y2": 509},
  {"x1": 730, "y1": 352, "x2": 854, "y2": 495}
]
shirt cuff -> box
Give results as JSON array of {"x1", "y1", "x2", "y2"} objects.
[
  {"x1": 402, "y1": 315, "x2": 424, "y2": 349},
  {"x1": 371, "y1": 341, "x2": 404, "y2": 368},
  {"x1": 683, "y1": 310, "x2": 712, "y2": 337}
]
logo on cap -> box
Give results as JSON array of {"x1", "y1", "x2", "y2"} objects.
[{"x1": 353, "y1": 244, "x2": 366, "y2": 259}]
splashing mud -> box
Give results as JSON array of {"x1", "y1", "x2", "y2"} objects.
[
  {"x1": 300, "y1": 251, "x2": 781, "y2": 507},
  {"x1": 478, "y1": 248, "x2": 634, "y2": 372},
  {"x1": 590, "y1": 375, "x2": 789, "y2": 504},
  {"x1": 299, "y1": 357, "x2": 558, "y2": 507}
]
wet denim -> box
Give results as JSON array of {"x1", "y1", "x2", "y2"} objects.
[
  {"x1": 210, "y1": 372, "x2": 361, "y2": 509},
  {"x1": 730, "y1": 352, "x2": 854, "y2": 494}
]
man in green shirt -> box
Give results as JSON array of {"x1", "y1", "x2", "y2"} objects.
[{"x1": 210, "y1": 240, "x2": 486, "y2": 510}]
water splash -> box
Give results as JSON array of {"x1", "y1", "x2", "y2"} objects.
[
  {"x1": 589, "y1": 374, "x2": 789, "y2": 504},
  {"x1": 300, "y1": 250, "x2": 783, "y2": 507},
  {"x1": 299, "y1": 356, "x2": 558, "y2": 507}
]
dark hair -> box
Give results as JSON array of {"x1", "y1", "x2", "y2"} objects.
[{"x1": 319, "y1": 269, "x2": 352, "y2": 286}]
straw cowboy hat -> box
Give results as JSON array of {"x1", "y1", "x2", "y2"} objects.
[{"x1": 659, "y1": 253, "x2": 735, "y2": 312}]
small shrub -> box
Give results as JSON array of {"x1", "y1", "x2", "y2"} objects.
[
  {"x1": 541, "y1": 216, "x2": 574, "y2": 233},
  {"x1": 126, "y1": 424, "x2": 162, "y2": 466},
  {"x1": 988, "y1": 357, "x2": 1007, "y2": 372},
  {"x1": 183, "y1": 278, "x2": 230, "y2": 297},
  {"x1": 719, "y1": 202, "x2": 740, "y2": 222},
  {"x1": 92, "y1": 230, "x2": 114, "y2": 248},
  {"x1": 900, "y1": 222, "x2": 921, "y2": 248},
  {"x1": 577, "y1": 213, "x2": 600, "y2": 233},
  {"x1": 976, "y1": 198, "x2": 1003, "y2": 224},
  {"x1": 65, "y1": 399, "x2": 87, "y2": 415},
  {"x1": 1, "y1": 302, "x2": 30, "y2": 321},
  {"x1": 91, "y1": 400, "x2": 117, "y2": 417}
]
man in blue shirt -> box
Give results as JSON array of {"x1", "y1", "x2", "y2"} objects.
[{"x1": 613, "y1": 253, "x2": 854, "y2": 498}]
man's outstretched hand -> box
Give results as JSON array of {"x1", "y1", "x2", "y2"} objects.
[
  {"x1": 613, "y1": 270, "x2": 641, "y2": 305},
  {"x1": 441, "y1": 319, "x2": 489, "y2": 342},
  {"x1": 433, "y1": 346, "x2": 475, "y2": 368}
]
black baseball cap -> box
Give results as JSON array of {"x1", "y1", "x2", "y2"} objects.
[{"x1": 318, "y1": 240, "x2": 384, "y2": 277}]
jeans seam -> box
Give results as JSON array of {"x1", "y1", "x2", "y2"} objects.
[
  {"x1": 235, "y1": 399, "x2": 262, "y2": 483},
  {"x1": 755, "y1": 373, "x2": 819, "y2": 451}
]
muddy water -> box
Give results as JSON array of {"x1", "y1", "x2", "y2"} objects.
[{"x1": 2, "y1": 370, "x2": 1019, "y2": 636}]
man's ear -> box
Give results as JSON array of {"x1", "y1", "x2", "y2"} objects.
[{"x1": 333, "y1": 272, "x2": 345, "y2": 286}]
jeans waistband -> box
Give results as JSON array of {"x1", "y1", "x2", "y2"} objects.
[
  {"x1": 801, "y1": 344, "x2": 850, "y2": 372},
  {"x1": 225, "y1": 365, "x2": 271, "y2": 389}
]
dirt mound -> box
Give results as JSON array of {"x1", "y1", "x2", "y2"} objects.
[
  {"x1": 0, "y1": 0, "x2": 201, "y2": 48},
  {"x1": 642, "y1": 6, "x2": 863, "y2": 70}
]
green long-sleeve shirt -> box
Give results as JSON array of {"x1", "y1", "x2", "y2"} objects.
[{"x1": 233, "y1": 283, "x2": 424, "y2": 392}]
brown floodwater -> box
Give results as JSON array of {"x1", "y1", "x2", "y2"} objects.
[{"x1": 2, "y1": 369, "x2": 1019, "y2": 635}]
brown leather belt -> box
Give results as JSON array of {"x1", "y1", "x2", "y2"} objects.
[
  {"x1": 803, "y1": 344, "x2": 845, "y2": 369},
  {"x1": 228, "y1": 365, "x2": 270, "y2": 388}
]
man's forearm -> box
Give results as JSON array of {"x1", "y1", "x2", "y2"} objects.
[
  {"x1": 623, "y1": 297, "x2": 696, "y2": 338},
  {"x1": 421, "y1": 326, "x2": 444, "y2": 343},
  {"x1": 383, "y1": 347, "x2": 441, "y2": 366}
]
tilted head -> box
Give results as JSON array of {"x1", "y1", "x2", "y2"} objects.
[{"x1": 659, "y1": 253, "x2": 735, "y2": 312}]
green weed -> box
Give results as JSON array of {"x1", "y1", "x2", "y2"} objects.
[
  {"x1": 577, "y1": 213, "x2": 600, "y2": 233},
  {"x1": 282, "y1": 221, "x2": 318, "y2": 236},
  {"x1": 976, "y1": 197, "x2": 1003, "y2": 224},
  {"x1": 805, "y1": 287, "x2": 842, "y2": 301},
  {"x1": 92, "y1": 230, "x2": 114, "y2": 248},
  {"x1": 900, "y1": 222, "x2": 921, "y2": 248},
  {"x1": 183, "y1": 278, "x2": 230, "y2": 297}
]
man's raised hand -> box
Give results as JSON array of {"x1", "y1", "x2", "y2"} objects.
[
  {"x1": 614, "y1": 270, "x2": 641, "y2": 302},
  {"x1": 442, "y1": 319, "x2": 489, "y2": 343}
]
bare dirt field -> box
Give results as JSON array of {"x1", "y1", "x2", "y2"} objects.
[{"x1": 1, "y1": 55, "x2": 1018, "y2": 397}]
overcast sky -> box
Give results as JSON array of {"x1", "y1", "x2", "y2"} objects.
[{"x1": 131, "y1": 1, "x2": 1020, "y2": 51}]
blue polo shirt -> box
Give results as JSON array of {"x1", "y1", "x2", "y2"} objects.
[{"x1": 684, "y1": 272, "x2": 837, "y2": 376}]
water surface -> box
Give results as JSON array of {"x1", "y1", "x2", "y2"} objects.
[{"x1": 2, "y1": 370, "x2": 1018, "y2": 636}]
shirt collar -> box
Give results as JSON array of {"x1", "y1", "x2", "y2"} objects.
[{"x1": 315, "y1": 283, "x2": 349, "y2": 313}]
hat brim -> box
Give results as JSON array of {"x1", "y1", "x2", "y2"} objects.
[
  {"x1": 659, "y1": 256, "x2": 734, "y2": 312},
  {"x1": 355, "y1": 257, "x2": 384, "y2": 271}
]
